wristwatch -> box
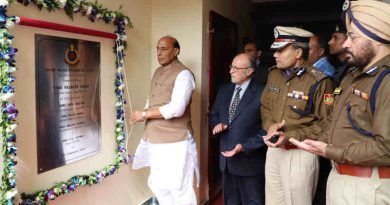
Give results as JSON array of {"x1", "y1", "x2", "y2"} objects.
[{"x1": 141, "y1": 111, "x2": 146, "y2": 120}]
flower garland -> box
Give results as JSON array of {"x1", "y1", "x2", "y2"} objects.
[
  {"x1": 0, "y1": 0, "x2": 133, "y2": 204},
  {"x1": 0, "y1": 1, "x2": 20, "y2": 205}
]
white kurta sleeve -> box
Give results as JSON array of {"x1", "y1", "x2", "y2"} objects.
[{"x1": 159, "y1": 70, "x2": 195, "y2": 119}]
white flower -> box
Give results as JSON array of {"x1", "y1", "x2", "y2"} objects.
[
  {"x1": 5, "y1": 189, "x2": 17, "y2": 200},
  {"x1": 7, "y1": 171, "x2": 14, "y2": 178},
  {"x1": 116, "y1": 127, "x2": 121, "y2": 132},
  {"x1": 86, "y1": 6, "x2": 92, "y2": 16},
  {"x1": 115, "y1": 101, "x2": 123, "y2": 107},
  {"x1": 110, "y1": 13, "x2": 116, "y2": 22},
  {"x1": 14, "y1": 16, "x2": 20, "y2": 24},
  {"x1": 6, "y1": 123, "x2": 17, "y2": 133},
  {"x1": 1, "y1": 92, "x2": 14, "y2": 101},
  {"x1": 120, "y1": 35, "x2": 127, "y2": 41},
  {"x1": 96, "y1": 13, "x2": 102, "y2": 19},
  {"x1": 117, "y1": 66, "x2": 123, "y2": 73},
  {"x1": 58, "y1": 0, "x2": 66, "y2": 8},
  {"x1": 118, "y1": 84, "x2": 124, "y2": 90},
  {"x1": 124, "y1": 19, "x2": 128, "y2": 25},
  {"x1": 5, "y1": 19, "x2": 14, "y2": 29},
  {"x1": 0, "y1": 0, "x2": 9, "y2": 7},
  {"x1": 116, "y1": 45, "x2": 123, "y2": 52},
  {"x1": 6, "y1": 66, "x2": 16, "y2": 72}
]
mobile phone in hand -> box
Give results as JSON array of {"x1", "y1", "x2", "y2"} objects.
[
  {"x1": 268, "y1": 127, "x2": 284, "y2": 143},
  {"x1": 269, "y1": 135, "x2": 279, "y2": 143}
]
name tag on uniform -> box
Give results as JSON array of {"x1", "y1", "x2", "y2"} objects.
[{"x1": 268, "y1": 85, "x2": 280, "y2": 93}]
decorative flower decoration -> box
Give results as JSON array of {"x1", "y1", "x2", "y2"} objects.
[
  {"x1": 0, "y1": 2, "x2": 19, "y2": 205},
  {"x1": 0, "y1": 0, "x2": 132, "y2": 204},
  {"x1": 0, "y1": 0, "x2": 9, "y2": 7}
]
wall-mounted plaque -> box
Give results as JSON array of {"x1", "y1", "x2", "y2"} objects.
[{"x1": 35, "y1": 34, "x2": 101, "y2": 173}]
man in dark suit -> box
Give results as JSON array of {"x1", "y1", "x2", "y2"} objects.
[
  {"x1": 244, "y1": 42, "x2": 268, "y2": 85},
  {"x1": 210, "y1": 53, "x2": 266, "y2": 205}
]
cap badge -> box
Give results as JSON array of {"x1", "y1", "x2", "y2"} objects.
[
  {"x1": 335, "y1": 26, "x2": 340, "y2": 32},
  {"x1": 342, "y1": 0, "x2": 350, "y2": 11},
  {"x1": 274, "y1": 28, "x2": 279, "y2": 38}
]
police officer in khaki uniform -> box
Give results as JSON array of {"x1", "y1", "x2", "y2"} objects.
[
  {"x1": 261, "y1": 26, "x2": 334, "y2": 205},
  {"x1": 290, "y1": 1, "x2": 390, "y2": 205}
]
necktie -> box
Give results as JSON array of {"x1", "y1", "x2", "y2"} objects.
[{"x1": 229, "y1": 87, "x2": 242, "y2": 124}]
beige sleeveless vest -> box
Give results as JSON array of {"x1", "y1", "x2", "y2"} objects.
[{"x1": 143, "y1": 60, "x2": 194, "y2": 143}]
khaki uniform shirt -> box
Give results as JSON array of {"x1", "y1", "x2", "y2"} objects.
[
  {"x1": 321, "y1": 55, "x2": 390, "y2": 166},
  {"x1": 261, "y1": 64, "x2": 334, "y2": 141}
]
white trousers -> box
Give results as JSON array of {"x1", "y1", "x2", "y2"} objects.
[{"x1": 133, "y1": 137, "x2": 199, "y2": 205}]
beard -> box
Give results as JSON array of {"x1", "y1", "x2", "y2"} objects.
[{"x1": 345, "y1": 40, "x2": 375, "y2": 69}]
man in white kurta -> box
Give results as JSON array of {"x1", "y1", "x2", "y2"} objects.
[{"x1": 130, "y1": 36, "x2": 199, "y2": 205}]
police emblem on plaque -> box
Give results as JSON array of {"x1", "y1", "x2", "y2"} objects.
[{"x1": 64, "y1": 44, "x2": 80, "y2": 65}]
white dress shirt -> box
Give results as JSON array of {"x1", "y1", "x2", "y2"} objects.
[
  {"x1": 230, "y1": 79, "x2": 251, "y2": 107},
  {"x1": 158, "y1": 70, "x2": 195, "y2": 119}
]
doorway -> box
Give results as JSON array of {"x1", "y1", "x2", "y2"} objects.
[{"x1": 207, "y1": 10, "x2": 238, "y2": 203}]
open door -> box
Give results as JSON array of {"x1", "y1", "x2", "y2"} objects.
[{"x1": 208, "y1": 10, "x2": 238, "y2": 203}]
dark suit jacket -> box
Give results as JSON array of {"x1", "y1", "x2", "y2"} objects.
[
  {"x1": 210, "y1": 80, "x2": 266, "y2": 176},
  {"x1": 252, "y1": 61, "x2": 269, "y2": 86}
]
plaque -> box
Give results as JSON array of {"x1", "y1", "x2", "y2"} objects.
[{"x1": 35, "y1": 35, "x2": 101, "y2": 173}]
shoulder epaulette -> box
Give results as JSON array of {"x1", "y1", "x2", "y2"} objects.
[{"x1": 306, "y1": 66, "x2": 328, "y2": 82}]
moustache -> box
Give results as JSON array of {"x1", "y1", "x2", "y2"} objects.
[{"x1": 345, "y1": 50, "x2": 353, "y2": 56}]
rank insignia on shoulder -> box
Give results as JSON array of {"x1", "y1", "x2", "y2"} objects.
[
  {"x1": 297, "y1": 67, "x2": 306, "y2": 77},
  {"x1": 323, "y1": 94, "x2": 334, "y2": 105},
  {"x1": 334, "y1": 87, "x2": 342, "y2": 95}
]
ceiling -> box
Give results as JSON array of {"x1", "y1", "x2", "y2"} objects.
[{"x1": 249, "y1": 0, "x2": 345, "y2": 63}]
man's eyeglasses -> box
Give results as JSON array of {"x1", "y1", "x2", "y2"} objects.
[{"x1": 229, "y1": 65, "x2": 252, "y2": 71}]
